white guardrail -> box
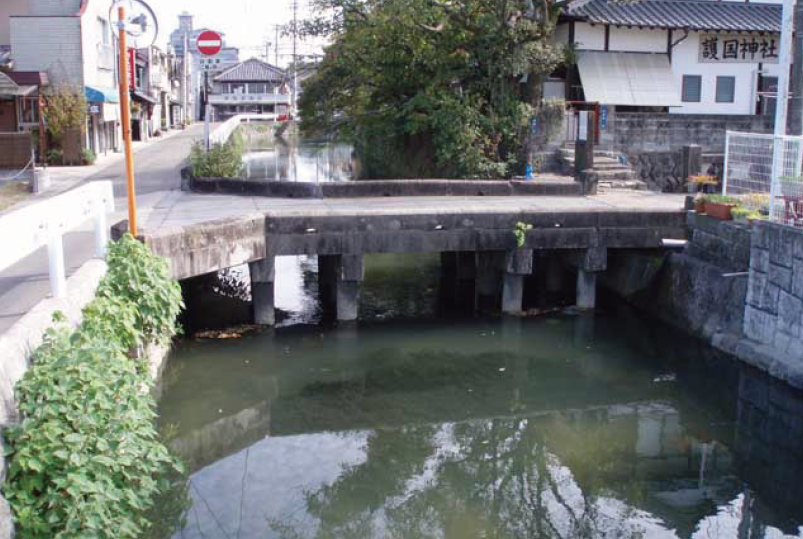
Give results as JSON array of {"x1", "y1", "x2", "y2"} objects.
[
  {"x1": 206, "y1": 113, "x2": 280, "y2": 147},
  {"x1": 0, "y1": 181, "x2": 114, "y2": 298}
]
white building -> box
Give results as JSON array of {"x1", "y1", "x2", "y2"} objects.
[
  {"x1": 547, "y1": 0, "x2": 783, "y2": 148},
  {"x1": 9, "y1": 0, "x2": 121, "y2": 156}
]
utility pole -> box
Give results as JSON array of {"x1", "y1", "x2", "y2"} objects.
[
  {"x1": 117, "y1": 6, "x2": 138, "y2": 236},
  {"x1": 292, "y1": 0, "x2": 298, "y2": 113},
  {"x1": 789, "y1": 0, "x2": 803, "y2": 135}
]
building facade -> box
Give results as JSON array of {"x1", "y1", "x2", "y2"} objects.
[
  {"x1": 552, "y1": 0, "x2": 782, "y2": 116},
  {"x1": 9, "y1": 0, "x2": 121, "y2": 157},
  {"x1": 209, "y1": 58, "x2": 290, "y2": 119}
]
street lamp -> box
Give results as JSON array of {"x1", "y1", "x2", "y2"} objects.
[{"x1": 109, "y1": 0, "x2": 158, "y2": 236}]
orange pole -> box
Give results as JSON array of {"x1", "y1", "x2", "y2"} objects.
[{"x1": 118, "y1": 6, "x2": 138, "y2": 236}]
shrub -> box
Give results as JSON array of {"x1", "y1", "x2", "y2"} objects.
[
  {"x1": 81, "y1": 148, "x2": 96, "y2": 165},
  {"x1": 46, "y1": 149, "x2": 63, "y2": 166},
  {"x1": 2, "y1": 233, "x2": 186, "y2": 539},
  {"x1": 189, "y1": 129, "x2": 244, "y2": 178}
]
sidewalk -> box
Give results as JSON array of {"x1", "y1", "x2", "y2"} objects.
[{"x1": 0, "y1": 124, "x2": 203, "y2": 335}]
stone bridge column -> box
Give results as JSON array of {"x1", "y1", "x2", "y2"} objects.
[
  {"x1": 336, "y1": 255, "x2": 364, "y2": 321},
  {"x1": 249, "y1": 256, "x2": 275, "y2": 326},
  {"x1": 575, "y1": 246, "x2": 607, "y2": 310},
  {"x1": 502, "y1": 249, "x2": 533, "y2": 314}
]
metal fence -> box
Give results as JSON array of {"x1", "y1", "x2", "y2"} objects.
[{"x1": 723, "y1": 131, "x2": 803, "y2": 226}]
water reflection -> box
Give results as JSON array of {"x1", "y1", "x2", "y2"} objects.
[
  {"x1": 160, "y1": 313, "x2": 803, "y2": 539},
  {"x1": 241, "y1": 133, "x2": 354, "y2": 182},
  {"x1": 164, "y1": 253, "x2": 803, "y2": 538}
]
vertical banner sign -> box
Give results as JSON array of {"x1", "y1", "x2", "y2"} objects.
[
  {"x1": 128, "y1": 48, "x2": 136, "y2": 90},
  {"x1": 600, "y1": 106, "x2": 608, "y2": 131},
  {"x1": 578, "y1": 111, "x2": 589, "y2": 141}
]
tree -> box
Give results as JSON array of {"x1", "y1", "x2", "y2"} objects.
[
  {"x1": 298, "y1": 0, "x2": 570, "y2": 179},
  {"x1": 42, "y1": 85, "x2": 86, "y2": 147}
]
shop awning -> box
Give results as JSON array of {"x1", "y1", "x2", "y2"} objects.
[
  {"x1": 131, "y1": 90, "x2": 157, "y2": 104},
  {"x1": 85, "y1": 85, "x2": 120, "y2": 103},
  {"x1": 577, "y1": 51, "x2": 681, "y2": 107}
]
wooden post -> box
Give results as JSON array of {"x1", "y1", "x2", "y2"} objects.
[{"x1": 118, "y1": 6, "x2": 138, "y2": 236}]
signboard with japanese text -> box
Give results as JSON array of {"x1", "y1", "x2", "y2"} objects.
[{"x1": 699, "y1": 34, "x2": 779, "y2": 64}]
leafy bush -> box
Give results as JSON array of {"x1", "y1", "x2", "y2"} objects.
[
  {"x1": 189, "y1": 129, "x2": 244, "y2": 178},
  {"x1": 81, "y1": 148, "x2": 96, "y2": 165},
  {"x1": 2, "y1": 233, "x2": 186, "y2": 539},
  {"x1": 702, "y1": 194, "x2": 740, "y2": 204},
  {"x1": 46, "y1": 149, "x2": 63, "y2": 166}
]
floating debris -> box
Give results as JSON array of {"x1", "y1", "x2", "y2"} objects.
[{"x1": 194, "y1": 324, "x2": 261, "y2": 340}]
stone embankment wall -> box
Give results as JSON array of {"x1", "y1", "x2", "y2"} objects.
[
  {"x1": 611, "y1": 113, "x2": 772, "y2": 153},
  {"x1": 627, "y1": 151, "x2": 724, "y2": 193},
  {"x1": 604, "y1": 212, "x2": 803, "y2": 390},
  {"x1": 742, "y1": 223, "x2": 803, "y2": 360}
]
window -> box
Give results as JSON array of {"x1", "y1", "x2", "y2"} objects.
[
  {"x1": 98, "y1": 17, "x2": 109, "y2": 45},
  {"x1": 716, "y1": 76, "x2": 735, "y2": 103},
  {"x1": 682, "y1": 75, "x2": 702, "y2": 103},
  {"x1": 20, "y1": 97, "x2": 39, "y2": 124}
]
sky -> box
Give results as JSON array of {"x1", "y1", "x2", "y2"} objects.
[{"x1": 148, "y1": 0, "x2": 326, "y2": 66}]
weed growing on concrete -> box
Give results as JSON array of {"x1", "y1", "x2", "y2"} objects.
[{"x1": 513, "y1": 222, "x2": 533, "y2": 248}]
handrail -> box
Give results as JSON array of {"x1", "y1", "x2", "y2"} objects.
[
  {"x1": 207, "y1": 114, "x2": 280, "y2": 147},
  {"x1": 0, "y1": 181, "x2": 114, "y2": 297}
]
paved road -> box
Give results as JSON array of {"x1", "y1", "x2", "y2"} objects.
[{"x1": 0, "y1": 125, "x2": 203, "y2": 335}]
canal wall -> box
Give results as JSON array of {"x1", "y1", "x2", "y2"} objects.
[{"x1": 604, "y1": 213, "x2": 803, "y2": 390}]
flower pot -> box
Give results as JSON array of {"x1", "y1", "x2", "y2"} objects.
[{"x1": 706, "y1": 201, "x2": 735, "y2": 220}]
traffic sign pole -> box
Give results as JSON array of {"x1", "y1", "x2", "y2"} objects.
[{"x1": 118, "y1": 6, "x2": 138, "y2": 236}]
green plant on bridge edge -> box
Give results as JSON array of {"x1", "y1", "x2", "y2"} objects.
[
  {"x1": 2, "y1": 234, "x2": 187, "y2": 539},
  {"x1": 189, "y1": 128, "x2": 244, "y2": 179},
  {"x1": 513, "y1": 222, "x2": 533, "y2": 248}
]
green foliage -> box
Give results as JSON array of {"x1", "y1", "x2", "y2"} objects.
[
  {"x1": 513, "y1": 221, "x2": 533, "y2": 248},
  {"x1": 81, "y1": 148, "x2": 96, "y2": 165},
  {"x1": 299, "y1": 0, "x2": 569, "y2": 179},
  {"x1": 2, "y1": 233, "x2": 186, "y2": 539},
  {"x1": 98, "y1": 234, "x2": 184, "y2": 345},
  {"x1": 730, "y1": 206, "x2": 752, "y2": 218},
  {"x1": 43, "y1": 86, "x2": 86, "y2": 146},
  {"x1": 46, "y1": 149, "x2": 63, "y2": 166},
  {"x1": 702, "y1": 194, "x2": 740, "y2": 204},
  {"x1": 189, "y1": 129, "x2": 244, "y2": 178}
]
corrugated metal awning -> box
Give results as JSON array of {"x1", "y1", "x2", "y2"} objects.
[{"x1": 577, "y1": 51, "x2": 681, "y2": 107}]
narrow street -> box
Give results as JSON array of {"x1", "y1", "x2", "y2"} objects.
[{"x1": 0, "y1": 125, "x2": 204, "y2": 335}]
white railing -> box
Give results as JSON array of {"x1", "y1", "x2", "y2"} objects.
[
  {"x1": 207, "y1": 114, "x2": 280, "y2": 147},
  {"x1": 723, "y1": 131, "x2": 803, "y2": 226},
  {"x1": 0, "y1": 181, "x2": 114, "y2": 297}
]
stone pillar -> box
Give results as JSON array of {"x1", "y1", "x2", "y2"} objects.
[
  {"x1": 249, "y1": 257, "x2": 275, "y2": 325},
  {"x1": 574, "y1": 111, "x2": 596, "y2": 178},
  {"x1": 502, "y1": 249, "x2": 533, "y2": 314},
  {"x1": 575, "y1": 246, "x2": 607, "y2": 310},
  {"x1": 681, "y1": 144, "x2": 702, "y2": 184},
  {"x1": 336, "y1": 254, "x2": 364, "y2": 321}
]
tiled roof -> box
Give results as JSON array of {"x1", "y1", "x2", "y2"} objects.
[
  {"x1": 564, "y1": 0, "x2": 781, "y2": 33},
  {"x1": 214, "y1": 58, "x2": 285, "y2": 83}
]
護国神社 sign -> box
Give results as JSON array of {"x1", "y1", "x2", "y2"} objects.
[{"x1": 699, "y1": 34, "x2": 779, "y2": 64}]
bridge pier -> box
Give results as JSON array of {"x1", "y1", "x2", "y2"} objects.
[
  {"x1": 502, "y1": 249, "x2": 533, "y2": 315},
  {"x1": 249, "y1": 257, "x2": 275, "y2": 326},
  {"x1": 573, "y1": 246, "x2": 607, "y2": 310},
  {"x1": 319, "y1": 254, "x2": 364, "y2": 321}
]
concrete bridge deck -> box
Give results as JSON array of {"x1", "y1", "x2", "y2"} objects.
[{"x1": 141, "y1": 190, "x2": 688, "y2": 323}]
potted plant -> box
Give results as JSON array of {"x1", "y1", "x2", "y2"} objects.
[
  {"x1": 688, "y1": 175, "x2": 718, "y2": 194},
  {"x1": 693, "y1": 193, "x2": 706, "y2": 214},
  {"x1": 703, "y1": 195, "x2": 740, "y2": 220},
  {"x1": 731, "y1": 206, "x2": 752, "y2": 225}
]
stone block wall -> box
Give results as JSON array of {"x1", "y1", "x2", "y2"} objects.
[
  {"x1": 744, "y1": 222, "x2": 803, "y2": 360},
  {"x1": 628, "y1": 149, "x2": 723, "y2": 194},
  {"x1": 686, "y1": 212, "x2": 752, "y2": 272},
  {"x1": 612, "y1": 114, "x2": 773, "y2": 153}
]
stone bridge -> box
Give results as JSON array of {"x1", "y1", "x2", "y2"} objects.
[{"x1": 142, "y1": 191, "x2": 688, "y2": 324}]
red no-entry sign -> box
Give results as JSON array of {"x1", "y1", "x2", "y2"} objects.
[{"x1": 197, "y1": 30, "x2": 222, "y2": 56}]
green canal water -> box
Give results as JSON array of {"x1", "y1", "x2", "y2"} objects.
[{"x1": 159, "y1": 254, "x2": 803, "y2": 538}]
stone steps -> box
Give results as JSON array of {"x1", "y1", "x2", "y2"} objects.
[{"x1": 558, "y1": 145, "x2": 640, "y2": 188}]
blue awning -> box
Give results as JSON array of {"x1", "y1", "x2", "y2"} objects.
[{"x1": 85, "y1": 85, "x2": 119, "y2": 103}]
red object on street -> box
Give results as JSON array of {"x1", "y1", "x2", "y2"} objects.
[{"x1": 197, "y1": 30, "x2": 223, "y2": 56}]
